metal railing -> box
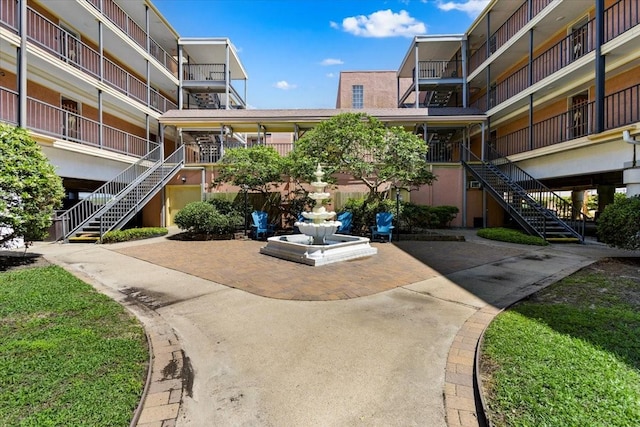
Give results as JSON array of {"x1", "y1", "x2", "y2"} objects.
[
  {"x1": 0, "y1": 88, "x2": 18, "y2": 124},
  {"x1": 183, "y1": 64, "x2": 226, "y2": 81},
  {"x1": 86, "y1": 0, "x2": 178, "y2": 76},
  {"x1": 605, "y1": 0, "x2": 640, "y2": 42},
  {"x1": 60, "y1": 145, "x2": 164, "y2": 240},
  {"x1": 0, "y1": 0, "x2": 18, "y2": 31},
  {"x1": 92, "y1": 145, "x2": 185, "y2": 239},
  {"x1": 23, "y1": 6, "x2": 175, "y2": 112},
  {"x1": 469, "y1": 0, "x2": 553, "y2": 73},
  {"x1": 492, "y1": 82, "x2": 640, "y2": 156},
  {"x1": 462, "y1": 144, "x2": 585, "y2": 240},
  {"x1": 0, "y1": 87, "x2": 156, "y2": 157},
  {"x1": 532, "y1": 19, "x2": 594, "y2": 85},
  {"x1": 416, "y1": 60, "x2": 456, "y2": 79}
]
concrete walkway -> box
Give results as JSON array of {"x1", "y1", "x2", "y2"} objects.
[{"x1": 33, "y1": 231, "x2": 635, "y2": 427}]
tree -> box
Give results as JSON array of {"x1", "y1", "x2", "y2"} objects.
[
  {"x1": 216, "y1": 145, "x2": 284, "y2": 211},
  {"x1": 287, "y1": 112, "x2": 436, "y2": 201},
  {"x1": 0, "y1": 124, "x2": 64, "y2": 246}
]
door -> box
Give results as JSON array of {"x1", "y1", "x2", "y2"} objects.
[
  {"x1": 61, "y1": 98, "x2": 79, "y2": 141},
  {"x1": 570, "y1": 94, "x2": 588, "y2": 139}
]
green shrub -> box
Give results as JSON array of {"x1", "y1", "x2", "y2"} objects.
[
  {"x1": 400, "y1": 202, "x2": 432, "y2": 232},
  {"x1": 174, "y1": 201, "x2": 242, "y2": 237},
  {"x1": 477, "y1": 227, "x2": 548, "y2": 246},
  {"x1": 597, "y1": 195, "x2": 640, "y2": 249},
  {"x1": 343, "y1": 198, "x2": 397, "y2": 235},
  {"x1": 101, "y1": 227, "x2": 167, "y2": 243},
  {"x1": 429, "y1": 205, "x2": 459, "y2": 228}
]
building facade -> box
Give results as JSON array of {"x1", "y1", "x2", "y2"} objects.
[{"x1": 0, "y1": 0, "x2": 246, "y2": 241}]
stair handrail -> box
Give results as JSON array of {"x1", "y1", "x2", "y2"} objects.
[
  {"x1": 94, "y1": 145, "x2": 185, "y2": 236},
  {"x1": 60, "y1": 145, "x2": 163, "y2": 240},
  {"x1": 486, "y1": 145, "x2": 589, "y2": 232}
]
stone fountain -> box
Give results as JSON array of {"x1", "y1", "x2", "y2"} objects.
[{"x1": 260, "y1": 164, "x2": 377, "y2": 266}]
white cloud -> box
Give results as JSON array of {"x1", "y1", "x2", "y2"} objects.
[
  {"x1": 436, "y1": 0, "x2": 489, "y2": 16},
  {"x1": 329, "y1": 21, "x2": 339, "y2": 29},
  {"x1": 326, "y1": 73, "x2": 335, "y2": 78},
  {"x1": 320, "y1": 58, "x2": 344, "y2": 66},
  {"x1": 335, "y1": 9, "x2": 426, "y2": 38},
  {"x1": 273, "y1": 80, "x2": 297, "y2": 90}
]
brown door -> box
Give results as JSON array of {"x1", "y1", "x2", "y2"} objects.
[
  {"x1": 61, "y1": 98, "x2": 79, "y2": 140},
  {"x1": 571, "y1": 94, "x2": 588, "y2": 138}
]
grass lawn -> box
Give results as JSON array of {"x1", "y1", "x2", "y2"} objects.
[
  {"x1": 480, "y1": 258, "x2": 640, "y2": 427},
  {"x1": 0, "y1": 265, "x2": 148, "y2": 426},
  {"x1": 477, "y1": 227, "x2": 548, "y2": 246}
]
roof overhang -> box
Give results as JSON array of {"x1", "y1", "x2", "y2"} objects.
[
  {"x1": 179, "y1": 38, "x2": 248, "y2": 80},
  {"x1": 160, "y1": 108, "x2": 486, "y2": 133},
  {"x1": 397, "y1": 34, "x2": 466, "y2": 78}
]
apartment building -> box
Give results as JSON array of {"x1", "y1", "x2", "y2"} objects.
[
  {"x1": 394, "y1": 0, "x2": 640, "y2": 241},
  {"x1": 0, "y1": 0, "x2": 247, "y2": 241}
]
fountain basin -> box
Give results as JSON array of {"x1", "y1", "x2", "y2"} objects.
[{"x1": 260, "y1": 234, "x2": 378, "y2": 266}]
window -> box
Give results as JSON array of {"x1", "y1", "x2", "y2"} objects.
[{"x1": 352, "y1": 85, "x2": 363, "y2": 109}]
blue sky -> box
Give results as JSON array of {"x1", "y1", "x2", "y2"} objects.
[{"x1": 154, "y1": 0, "x2": 488, "y2": 109}]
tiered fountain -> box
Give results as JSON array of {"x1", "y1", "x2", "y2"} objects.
[{"x1": 260, "y1": 164, "x2": 377, "y2": 266}]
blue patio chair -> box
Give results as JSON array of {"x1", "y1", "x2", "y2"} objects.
[
  {"x1": 370, "y1": 212, "x2": 394, "y2": 242},
  {"x1": 251, "y1": 210, "x2": 276, "y2": 240},
  {"x1": 336, "y1": 211, "x2": 353, "y2": 234},
  {"x1": 293, "y1": 213, "x2": 307, "y2": 234}
]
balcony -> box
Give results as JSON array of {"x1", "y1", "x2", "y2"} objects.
[
  {"x1": 182, "y1": 63, "x2": 246, "y2": 109},
  {"x1": 86, "y1": 0, "x2": 178, "y2": 76},
  {"x1": 12, "y1": 7, "x2": 176, "y2": 113},
  {"x1": 469, "y1": 0, "x2": 553, "y2": 74},
  {"x1": 471, "y1": 18, "x2": 594, "y2": 112},
  {"x1": 492, "y1": 82, "x2": 640, "y2": 157},
  {"x1": 1, "y1": 86, "x2": 157, "y2": 158}
]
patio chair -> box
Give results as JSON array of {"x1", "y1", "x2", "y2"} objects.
[
  {"x1": 336, "y1": 211, "x2": 353, "y2": 234},
  {"x1": 251, "y1": 210, "x2": 276, "y2": 240},
  {"x1": 370, "y1": 212, "x2": 394, "y2": 242}
]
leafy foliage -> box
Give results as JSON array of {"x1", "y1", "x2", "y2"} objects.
[
  {"x1": 101, "y1": 227, "x2": 168, "y2": 243},
  {"x1": 477, "y1": 227, "x2": 548, "y2": 246},
  {"x1": 174, "y1": 201, "x2": 242, "y2": 238},
  {"x1": 400, "y1": 203, "x2": 459, "y2": 231},
  {"x1": 0, "y1": 124, "x2": 64, "y2": 245},
  {"x1": 343, "y1": 197, "x2": 397, "y2": 235},
  {"x1": 287, "y1": 113, "x2": 436, "y2": 201},
  {"x1": 596, "y1": 195, "x2": 640, "y2": 250}
]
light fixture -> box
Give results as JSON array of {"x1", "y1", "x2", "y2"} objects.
[{"x1": 181, "y1": 176, "x2": 187, "y2": 184}]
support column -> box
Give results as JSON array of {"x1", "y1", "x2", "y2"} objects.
[
  {"x1": 18, "y1": 0, "x2": 27, "y2": 128},
  {"x1": 571, "y1": 189, "x2": 585, "y2": 219},
  {"x1": 596, "y1": 185, "x2": 615, "y2": 219},
  {"x1": 623, "y1": 168, "x2": 640, "y2": 197},
  {"x1": 414, "y1": 43, "x2": 419, "y2": 108},
  {"x1": 98, "y1": 89, "x2": 103, "y2": 147},
  {"x1": 594, "y1": 0, "x2": 605, "y2": 133},
  {"x1": 461, "y1": 38, "x2": 468, "y2": 108}
]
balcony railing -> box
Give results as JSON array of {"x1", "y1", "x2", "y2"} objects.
[
  {"x1": 86, "y1": 0, "x2": 178, "y2": 76},
  {"x1": 416, "y1": 60, "x2": 459, "y2": 79},
  {"x1": 0, "y1": 88, "x2": 18, "y2": 125},
  {"x1": 22, "y1": 7, "x2": 175, "y2": 113},
  {"x1": 183, "y1": 64, "x2": 226, "y2": 81},
  {"x1": 0, "y1": 0, "x2": 17, "y2": 31},
  {"x1": 469, "y1": 0, "x2": 553, "y2": 74},
  {"x1": 493, "y1": 82, "x2": 640, "y2": 156},
  {"x1": 605, "y1": 0, "x2": 640, "y2": 42},
  {"x1": 0, "y1": 87, "x2": 156, "y2": 158}
]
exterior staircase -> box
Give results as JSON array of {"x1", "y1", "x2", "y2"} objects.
[
  {"x1": 461, "y1": 145, "x2": 585, "y2": 243},
  {"x1": 426, "y1": 89, "x2": 454, "y2": 107},
  {"x1": 59, "y1": 145, "x2": 185, "y2": 243}
]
